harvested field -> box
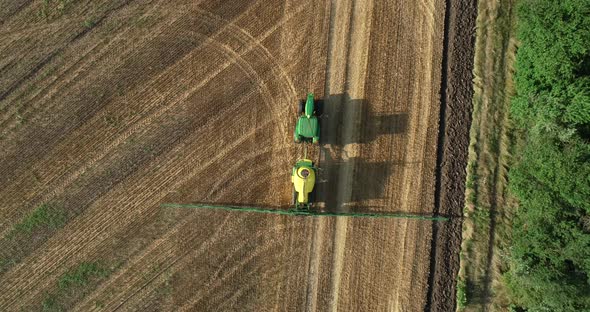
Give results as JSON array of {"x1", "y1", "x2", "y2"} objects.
[{"x1": 0, "y1": 0, "x2": 475, "y2": 311}]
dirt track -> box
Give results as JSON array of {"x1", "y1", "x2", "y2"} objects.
[{"x1": 0, "y1": 0, "x2": 475, "y2": 311}]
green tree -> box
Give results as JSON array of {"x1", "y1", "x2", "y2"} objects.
[{"x1": 504, "y1": 0, "x2": 590, "y2": 310}]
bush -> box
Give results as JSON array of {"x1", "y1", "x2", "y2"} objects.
[{"x1": 505, "y1": 0, "x2": 590, "y2": 310}]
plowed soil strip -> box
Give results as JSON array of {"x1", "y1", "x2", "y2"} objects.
[{"x1": 425, "y1": 0, "x2": 477, "y2": 311}]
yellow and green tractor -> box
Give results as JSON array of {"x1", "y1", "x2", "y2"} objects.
[
  {"x1": 294, "y1": 93, "x2": 320, "y2": 144},
  {"x1": 291, "y1": 158, "x2": 317, "y2": 210}
]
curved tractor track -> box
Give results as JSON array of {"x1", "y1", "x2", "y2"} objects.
[{"x1": 0, "y1": 0, "x2": 474, "y2": 311}]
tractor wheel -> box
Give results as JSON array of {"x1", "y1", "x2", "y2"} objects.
[
  {"x1": 298, "y1": 100, "x2": 304, "y2": 115},
  {"x1": 292, "y1": 189, "x2": 297, "y2": 206}
]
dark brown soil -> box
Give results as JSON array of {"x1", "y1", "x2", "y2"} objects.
[{"x1": 426, "y1": 0, "x2": 477, "y2": 311}]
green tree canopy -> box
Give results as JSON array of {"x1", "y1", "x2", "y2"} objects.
[{"x1": 505, "y1": 0, "x2": 590, "y2": 310}]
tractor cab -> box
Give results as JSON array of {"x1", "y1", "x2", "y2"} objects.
[
  {"x1": 291, "y1": 159, "x2": 316, "y2": 210},
  {"x1": 294, "y1": 93, "x2": 320, "y2": 144}
]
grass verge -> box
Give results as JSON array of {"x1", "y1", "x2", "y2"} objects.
[{"x1": 457, "y1": 0, "x2": 518, "y2": 310}]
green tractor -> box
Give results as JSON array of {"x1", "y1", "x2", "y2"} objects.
[{"x1": 294, "y1": 93, "x2": 320, "y2": 144}]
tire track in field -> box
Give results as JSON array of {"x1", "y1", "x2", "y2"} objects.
[
  {"x1": 91, "y1": 140, "x2": 288, "y2": 307},
  {"x1": 47, "y1": 115, "x2": 274, "y2": 308},
  {"x1": 0, "y1": 4, "x2": 189, "y2": 40},
  {"x1": 0, "y1": 8, "x2": 67, "y2": 58},
  {"x1": 0, "y1": 32, "x2": 195, "y2": 234},
  {"x1": 303, "y1": 0, "x2": 344, "y2": 308},
  {"x1": 0, "y1": 0, "x2": 133, "y2": 104},
  {"x1": 164, "y1": 223, "x2": 286, "y2": 311},
  {"x1": 88, "y1": 212, "x2": 238, "y2": 311},
  {"x1": 0, "y1": 2, "x2": 212, "y2": 147},
  {"x1": 392, "y1": 0, "x2": 442, "y2": 302},
  {"x1": 0, "y1": 1, "x2": 274, "y2": 180},
  {"x1": 0, "y1": 1, "x2": 284, "y2": 199},
  {"x1": 0, "y1": 31, "x2": 296, "y2": 302},
  {"x1": 72, "y1": 90, "x2": 272, "y2": 310},
  {"x1": 326, "y1": 0, "x2": 373, "y2": 310},
  {"x1": 179, "y1": 233, "x2": 281, "y2": 311},
  {"x1": 387, "y1": 0, "x2": 440, "y2": 305},
  {"x1": 77, "y1": 97, "x2": 287, "y2": 307},
  {"x1": 173, "y1": 214, "x2": 300, "y2": 310},
  {"x1": 0, "y1": 4, "x2": 301, "y2": 237},
  {"x1": 400, "y1": 0, "x2": 438, "y2": 209},
  {"x1": 1, "y1": 74, "x2": 261, "y2": 287},
  {"x1": 0, "y1": 58, "x2": 262, "y2": 300},
  {"x1": 0, "y1": 0, "x2": 165, "y2": 130},
  {"x1": 0, "y1": 1, "x2": 202, "y2": 143},
  {"x1": 202, "y1": 33, "x2": 287, "y2": 137},
  {"x1": 0, "y1": 0, "x2": 32, "y2": 28},
  {"x1": 304, "y1": 0, "x2": 373, "y2": 310},
  {"x1": 1, "y1": 96, "x2": 280, "y2": 308},
  {"x1": 73, "y1": 146, "x2": 290, "y2": 310},
  {"x1": 0, "y1": 2, "x2": 178, "y2": 196},
  {"x1": 204, "y1": 144, "x2": 288, "y2": 200},
  {"x1": 348, "y1": 0, "x2": 444, "y2": 308},
  {"x1": 0, "y1": 0, "x2": 324, "y2": 308},
  {"x1": 197, "y1": 9, "x2": 297, "y2": 99}
]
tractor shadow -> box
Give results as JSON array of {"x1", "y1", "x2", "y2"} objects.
[
  {"x1": 313, "y1": 92, "x2": 409, "y2": 211},
  {"x1": 318, "y1": 93, "x2": 409, "y2": 146},
  {"x1": 315, "y1": 157, "x2": 392, "y2": 211}
]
